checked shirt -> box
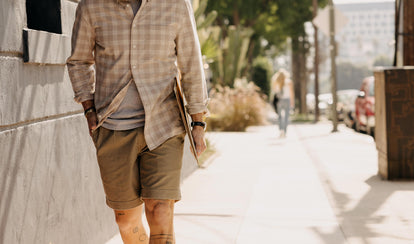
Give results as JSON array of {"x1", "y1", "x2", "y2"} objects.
[{"x1": 67, "y1": 0, "x2": 209, "y2": 150}]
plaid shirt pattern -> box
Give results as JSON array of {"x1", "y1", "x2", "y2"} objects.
[{"x1": 67, "y1": 0, "x2": 208, "y2": 150}]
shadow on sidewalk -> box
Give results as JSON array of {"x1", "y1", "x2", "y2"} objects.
[
  {"x1": 311, "y1": 174, "x2": 414, "y2": 243},
  {"x1": 296, "y1": 125, "x2": 414, "y2": 243}
]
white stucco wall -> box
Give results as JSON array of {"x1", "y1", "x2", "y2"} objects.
[
  {"x1": 0, "y1": 0, "x2": 25, "y2": 53},
  {"x1": 0, "y1": 115, "x2": 117, "y2": 244},
  {"x1": 0, "y1": 0, "x2": 119, "y2": 243},
  {"x1": 0, "y1": 1, "x2": 197, "y2": 243},
  {"x1": 0, "y1": 57, "x2": 79, "y2": 126}
]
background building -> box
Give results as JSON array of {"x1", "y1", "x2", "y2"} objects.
[
  {"x1": 306, "y1": 1, "x2": 395, "y2": 94},
  {"x1": 336, "y1": 1, "x2": 395, "y2": 65}
]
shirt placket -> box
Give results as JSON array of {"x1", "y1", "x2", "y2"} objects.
[
  {"x1": 96, "y1": 1, "x2": 137, "y2": 125},
  {"x1": 119, "y1": 1, "x2": 135, "y2": 72},
  {"x1": 130, "y1": 1, "x2": 146, "y2": 77}
]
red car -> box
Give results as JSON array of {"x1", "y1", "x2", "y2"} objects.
[{"x1": 354, "y1": 76, "x2": 375, "y2": 136}]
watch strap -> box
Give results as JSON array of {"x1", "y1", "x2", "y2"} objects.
[
  {"x1": 191, "y1": 121, "x2": 206, "y2": 129},
  {"x1": 84, "y1": 107, "x2": 96, "y2": 116}
]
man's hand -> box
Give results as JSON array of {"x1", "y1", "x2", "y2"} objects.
[
  {"x1": 85, "y1": 111, "x2": 98, "y2": 136},
  {"x1": 191, "y1": 126, "x2": 206, "y2": 156},
  {"x1": 81, "y1": 100, "x2": 98, "y2": 136},
  {"x1": 190, "y1": 113, "x2": 206, "y2": 156}
]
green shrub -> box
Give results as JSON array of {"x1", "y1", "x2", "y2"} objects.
[
  {"x1": 207, "y1": 78, "x2": 267, "y2": 131},
  {"x1": 251, "y1": 57, "x2": 273, "y2": 97}
]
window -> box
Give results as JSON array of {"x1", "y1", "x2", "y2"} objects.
[
  {"x1": 26, "y1": 0, "x2": 62, "y2": 34},
  {"x1": 23, "y1": 0, "x2": 70, "y2": 64}
]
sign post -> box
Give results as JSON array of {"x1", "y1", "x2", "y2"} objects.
[
  {"x1": 313, "y1": 3, "x2": 348, "y2": 132},
  {"x1": 329, "y1": 0, "x2": 338, "y2": 132}
]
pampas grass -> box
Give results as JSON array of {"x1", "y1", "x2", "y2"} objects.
[{"x1": 207, "y1": 78, "x2": 267, "y2": 131}]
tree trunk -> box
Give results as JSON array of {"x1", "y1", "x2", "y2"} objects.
[
  {"x1": 233, "y1": 2, "x2": 239, "y2": 26},
  {"x1": 291, "y1": 38, "x2": 301, "y2": 111},
  {"x1": 291, "y1": 37, "x2": 308, "y2": 114},
  {"x1": 313, "y1": 0, "x2": 320, "y2": 121},
  {"x1": 299, "y1": 39, "x2": 308, "y2": 114},
  {"x1": 243, "y1": 38, "x2": 256, "y2": 78}
]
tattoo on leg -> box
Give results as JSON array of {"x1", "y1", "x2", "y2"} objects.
[
  {"x1": 117, "y1": 212, "x2": 125, "y2": 216},
  {"x1": 133, "y1": 227, "x2": 139, "y2": 233},
  {"x1": 139, "y1": 234, "x2": 147, "y2": 241},
  {"x1": 150, "y1": 234, "x2": 173, "y2": 243}
]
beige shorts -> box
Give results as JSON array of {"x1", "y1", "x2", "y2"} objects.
[{"x1": 92, "y1": 126, "x2": 185, "y2": 210}]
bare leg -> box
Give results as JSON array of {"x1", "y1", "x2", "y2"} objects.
[
  {"x1": 114, "y1": 204, "x2": 148, "y2": 244},
  {"x1": 144, "y1": 199, "x2": 175, "y2": 244}
]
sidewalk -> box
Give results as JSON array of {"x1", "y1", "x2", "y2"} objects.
[
  {"x1": 175, "y1": 123, "x2": 414, "y2": 244},
  {"x1": 108, "y1": 122, "x2": 414, "y2": 244}
]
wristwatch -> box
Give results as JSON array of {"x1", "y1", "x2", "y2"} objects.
[
  {"x1": 84, "y1": 106, "x2": 96, "y2": 117},
  {"x1": 191, "y1": 121, "x2": 206, "y2": 130}
]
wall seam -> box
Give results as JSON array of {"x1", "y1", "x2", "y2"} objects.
[
  {"x1": 0, "y1": 111, "x2": 83, "y2": 133},
  {"x1": 0, "y1": 52, "x2": 23, "y2": 59}
]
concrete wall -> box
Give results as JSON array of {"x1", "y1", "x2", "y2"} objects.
[
  {"x1": 0, "y1": 115, "x2": 117, "y2": 244},
  {"x1": 0, "y1": 0, "x2": 197, "y2": 243},
  {"x1": 0, "y1": 0, "x2": 118, "y2": 243}
]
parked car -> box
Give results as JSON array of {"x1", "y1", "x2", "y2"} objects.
[
  {"x1": 308, "y1": 90, "x2": 358, "y2": 121},
  {"x1": 326, "y1": 89, "x2": 359, "y2": 121},
  {"x1": 307, "y1": 93, "x2": 331, "y2": 115},
  {"x1": 354, "y1": 76, "x2": 375, "y2": 136}
]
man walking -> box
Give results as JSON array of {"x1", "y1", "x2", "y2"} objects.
[{"x1": 67, "y1": 0, "x2": 208, "y2": 243}]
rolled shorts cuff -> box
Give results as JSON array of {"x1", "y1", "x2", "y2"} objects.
[
  {"x1": 142, "y1": 189, "x2": 181, "y2": 202},
  {"x1": 106, "y1": 197, "x2": 144, "y2": 210}
]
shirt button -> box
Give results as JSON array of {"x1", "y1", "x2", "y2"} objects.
[
  {"x1": 133, "y1": 65, "x2": 136, "y2": 69},
  {"x1": 133, "y1": 45, "x2": 137, "y2": 48}
]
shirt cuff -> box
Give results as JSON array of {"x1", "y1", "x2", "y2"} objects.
[
  {"x1": 74, "y1": 92, "x2": 94, "y2": 104},
  {"x1": 186, "y1": 101, "x2": 209, "y2": 117}
]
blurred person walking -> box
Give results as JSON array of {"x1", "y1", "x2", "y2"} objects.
[
  {"x1": 271, "y1": 69, "x2": 295, "y2": 138},
  {"x1": 271, "y1": 91, "x2": 279, "y2": 115},
  {"x1": 66, "y1": 0, "x2": 208, "y2": 243}
]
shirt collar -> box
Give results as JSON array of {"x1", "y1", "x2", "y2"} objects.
[{"x1": 116, "y1": 0, "x2": 149, "y2": 3}]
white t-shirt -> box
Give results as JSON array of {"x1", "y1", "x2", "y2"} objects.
[{"x1": 280, "y1": 79, "x2": 292, "y2": 99}]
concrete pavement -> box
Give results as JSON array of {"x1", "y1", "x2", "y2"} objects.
[{"x1": 107, "y1": 122, "x2": 414, "y2": 244}]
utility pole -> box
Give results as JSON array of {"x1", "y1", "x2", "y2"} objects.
[
  {"x1": 403, "y1": 0, "x2": 414, "y2": 65},
  {"x1": 329, "y1": 0, "x2": 338, "y2": 132},
  {"x1": 313, "y1": 0, "x2": 320, "y2": 122}
]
